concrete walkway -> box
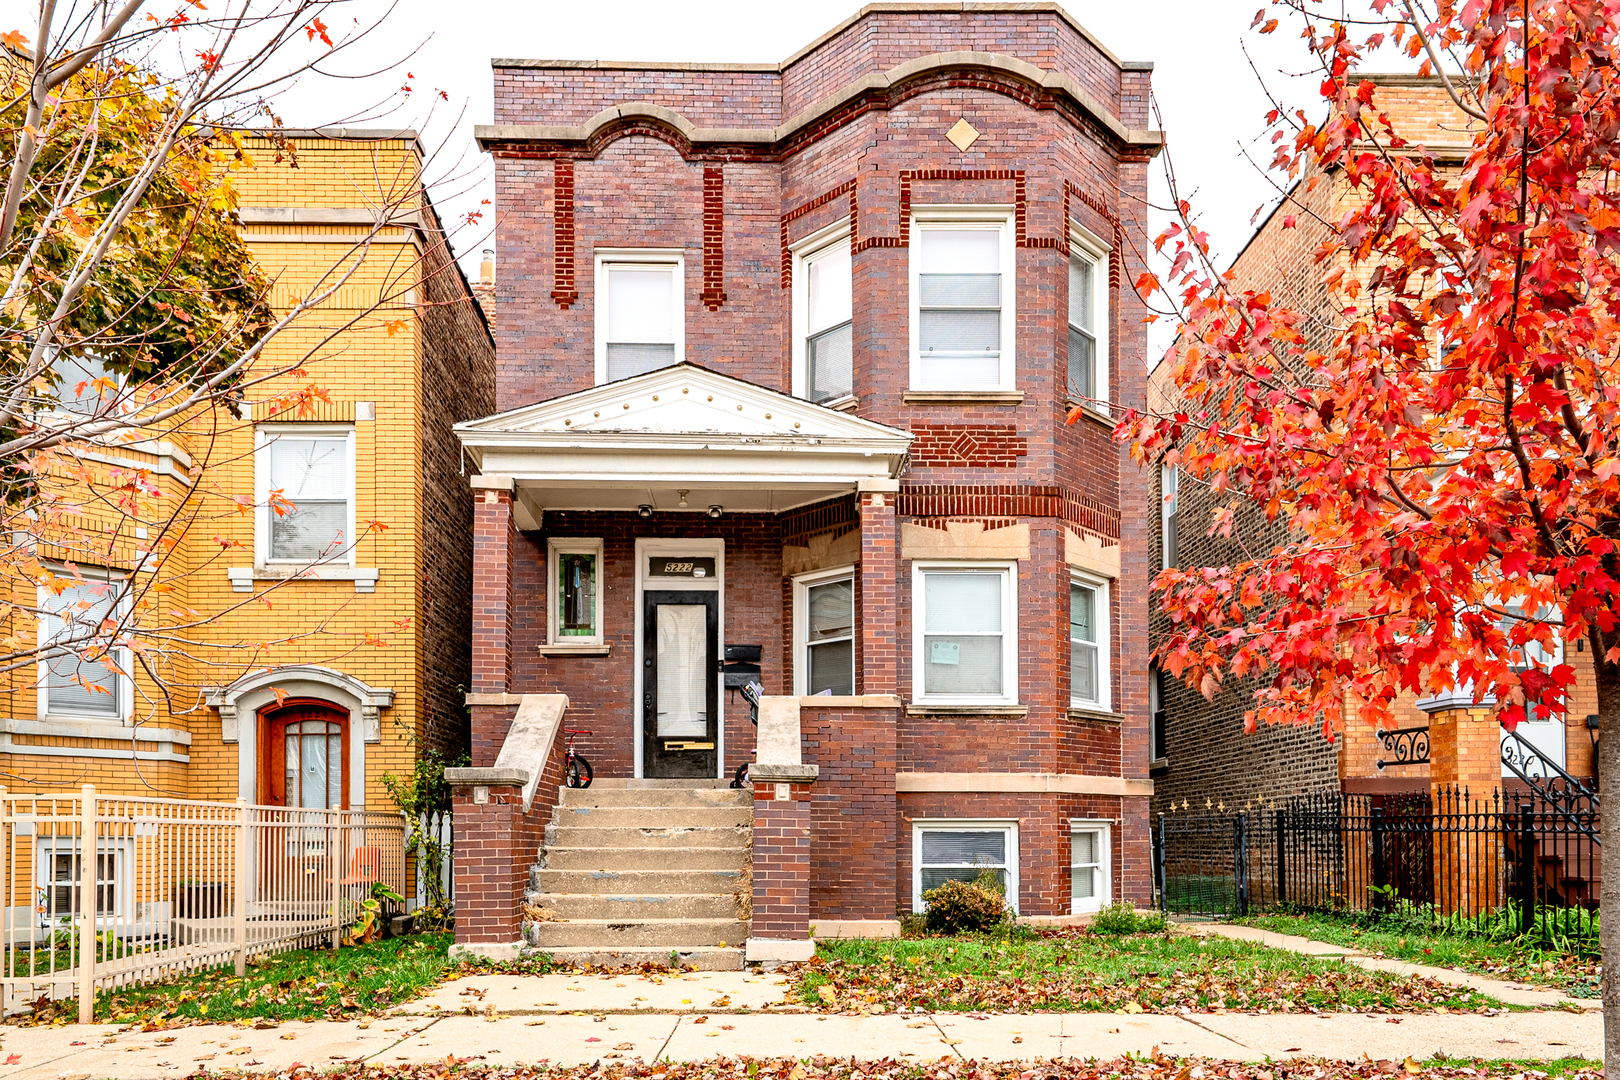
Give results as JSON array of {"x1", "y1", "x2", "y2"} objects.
[
  {"x1": 0, "y1": 970, "x2": 1600, "y2": 1079},
  {"x1": 1180, "y1": 923, "x2": 1598, "y2": 1011}
]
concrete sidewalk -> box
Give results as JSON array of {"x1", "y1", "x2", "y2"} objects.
[
  {"x1": 1181, "y1": 923, "x2": 1598, "y2": 1011},
  {"x1": 0, "y1": 973, "x2": 1598, "y2": 1080}
]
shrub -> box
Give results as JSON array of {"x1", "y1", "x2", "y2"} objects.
[
  {"x1": 922, "y1": 877, "x2": 1007, "y2": 935},
  {"x1": 1090, "y1": 902, "x2": 1168, "y2": 935}
]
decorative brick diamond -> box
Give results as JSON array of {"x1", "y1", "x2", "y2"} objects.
[{"x1": 945, "y1": 117, "x2": 980, "y2": 152}]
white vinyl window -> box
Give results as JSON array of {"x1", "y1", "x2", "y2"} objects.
[
  {"x1": 1069, "y1": 575, "x2": 1109, "y2": 711},
  {"x1": 1068, "y1": 226, "x2": 1110, "y2": 409},
  {"x1": 912, "y1": 562, "x2": 1018, "y2": 705},
  {"x1": 37, "y1": 840, "x2": 119, "y2": 925},
  {"x1": 52, "y1": 352, "x2": 122, "y2": 417},
  {"x1": 1070, "y1": 820, "x2": 1111, "y2": 914},
  {"x1": 38, "y1": 569, "x2": 128, "y2": 721},
  {"x1": 913, "y1": 820, "x2": 1018, "y2": 913},
  {"x1": 1150, "y1": 665, "x2": 1168, "y2": 763},
  {"x1": 595, "y1": 251, "x2": 684, "y2": 384},
  {"x1": 909, "y1": 208, "x2": 1016, "y2": 391},
  {"x1": 793, "y1": 225, "x2": 853, "y2": 404},
  {"x1": 256, "y1": 427, "x2": 355, "y2": 565},
  {"x1": 793, "y1": 566, "x2": 855, "y2": 696},
  {"x1": 1161, "y1": 463, "x2": 1180, "y2": 570},
  {"x1": 547, "y1": 538, "x2": 605, "y2": 646}
]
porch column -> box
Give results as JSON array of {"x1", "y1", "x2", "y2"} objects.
[
  {"x1": 1422, "y1": 696, "x2": 1503, "y2": 916},
  {"x1": 748, "y1": 697, "x2": 819, "y2": 963},
  {"x1": 857, "y1": 479, "x2": 900, "y2": 696},
  {"x1": 471, "y1": 477, "x2": 517, "y2": 698}
]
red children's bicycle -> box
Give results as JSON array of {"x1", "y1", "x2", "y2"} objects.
[{"x1": 564, "y1": 728, "x2": 593, "y2": 789}]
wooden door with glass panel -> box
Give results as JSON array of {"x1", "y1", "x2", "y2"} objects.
[{"x1": 258, "y1": 700, "x2": 349, "y2": 905}]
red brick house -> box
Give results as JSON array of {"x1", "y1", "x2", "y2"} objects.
[{"x1": 447, "y1": 2, "x2": 1161, "y2": 966}]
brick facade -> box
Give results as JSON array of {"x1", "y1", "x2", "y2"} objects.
[{"x1": 467, "y1": 3, "x2": 1158, "y2": 927}]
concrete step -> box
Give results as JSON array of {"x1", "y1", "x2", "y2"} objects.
[
  {"x1": 555, "y1": 806, "x2": 752, "y2": 828},
  {"x1": 533, "y1": 867, "x2": 745, "y2": 894},
  {"x1": 549, "y1": 825, "x2": 750, "y2": 849},
  {"x1": 528, "y1": 917, "x2": 748, "y2": 948},
  {"x1": 543, "y1": 846, "x2": 747, "y2": 871},
  {"x1": 529, "y1": 892, "x2": 741, "y2": 920},
  {"x1": 560, "y1": 787, "x2": 751, "y2": 809},
  {"x1": 585, "y1": 779, "x2": 736, "y2": 789},
  {"x1": 533, "y1": 945, "x2": 743, "y2": 971}
]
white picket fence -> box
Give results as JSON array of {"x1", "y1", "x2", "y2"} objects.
[
  {"x1": 408, "y1": 810, "x2": 453, "y2": 914},
  {"x1": 0, "y1": 785, "x2": 410, "y2": 1022}
]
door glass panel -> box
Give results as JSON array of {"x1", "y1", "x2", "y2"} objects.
[
  {"x1": 656, "y1": 604, "x2": 708, "y2": 736},
  {"x1": 286, "y1": 720, "x2": 342, "y2": 809}
]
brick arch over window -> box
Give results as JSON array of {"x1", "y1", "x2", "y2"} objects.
[{"x1": 207, "y1": 665, "x2": 395, "y2": 807}]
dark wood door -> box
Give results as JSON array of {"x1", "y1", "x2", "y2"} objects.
[
  {"x1": 258, "y1": 700, "x2": 349, "y2": 906},
  {"x1": 643, "y1": 590, "x2": 719, "y2": 778}
]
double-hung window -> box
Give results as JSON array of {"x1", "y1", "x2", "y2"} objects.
[
  {"x1": 595, "y1": 251, "x2": 684, "y2": 384},
  {"x1": 38, "y1": 840, "x2": 118, "y2": 925},
  {"x1": 913, "y1": 562, "x2": 1017, "y2": 705},
  {"x1": 53, "y1": 352, "x2": 121, "y2": 417},
  {"x1": 1070, "y1": 820, "x2": 1111, "y2": 914},
  {"x1": 1150, "y1": 665, "x2": 1168, "y2": 763},
  {"x1": 913, "y1": 820, "x2": 1018, "y2": 913},
  {"x1": 1068, "y1": 227, "x2": 1110, "y2": 408},
  {"x1": 794, "y1": 228, "x2": 853, "y2": 404},
  {"x1": 910, "y1": 209, "x2": 1016, "y2": 391},
  {"x1": 1069, "y1": 575, "x2": 1109, "y2": 711},
  {"x1": 794, "y1": 567, "x2": 855, "y2": 696},
  {"x1": 38, "y1": 569, "x2": 127, "y2": 721},
  {"x1": 257, "y1": 427, "x2": 355, "y2": 565},
  {"x1": 1161, "y1": 463, "x2": 1181, "y2": 570}
]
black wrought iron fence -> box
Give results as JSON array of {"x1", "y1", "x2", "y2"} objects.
[{"x1": 1155, "y1": 785, "x2": 1600, "y2": 950}]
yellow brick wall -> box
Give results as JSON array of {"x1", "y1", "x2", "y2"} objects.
[{"x1": 4, "y1": 136, "x2": 494, "y2": 811}]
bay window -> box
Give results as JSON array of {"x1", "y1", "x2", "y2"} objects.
[
  {"x1": 913, "y1": 562, "x2": 1017, "y2": 705},
  {"x1": 910, "y1": 209, "x2": 1016, "y2": 391},
  {"x1": 794, "y1": 228, "x2": 853, "y2": 404}
]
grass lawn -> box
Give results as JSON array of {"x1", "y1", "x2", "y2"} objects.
[
  {"x1": 793, "y1": 927, "x2": 1512, "y2": 1014},
  {"x1": 1236, "y1": 911, "x2": 1601, "y2": 997}
]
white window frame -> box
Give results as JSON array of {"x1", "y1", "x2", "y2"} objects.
[
  {"x1": 911, "y1": 560, "x2": 1019, "y2": 706},
  {"x1": 1161, "y1": 463, "x2": 1180, "y2": 571},
  {"x1": 254, "y1": 425, "x2": 357, "y2": 568},
  {"x1": 36, "y1": 566, "x2": 131, "y2": 724},
  {"x1": 36, "y1": 836, "x2": 125, "y2": 927},
  {"x1": 792, "y1": 564, "x2": 857, "y2": 696},
  {"x1": 908, "y1": 206, "x2": 1017, "y2": 392},
  {"x1": 1067, "y1": 222, "x2": 1111, "y2": 413},
  {"x1": 1150, "y1": 664, "x2": 1168, "y2": 765},
  {"x1": 1069, "y1": 571, "x2": 1110, "y2": 712},
  {"x1": 1069, "y1": 818, "x2": 1112, "y2": 915},
  {"x1": 547, "y1": 538, "x2": 606, "y2": 647},
  {"x1": 791, "y1": 219, "x2": 855, "y2": 406},
  {"x1": 593, "y1": 249, "x2": 685, "y2": 386},
  {"x1": 912, "y1": 818, "x2": 1019, "y2": 914}
]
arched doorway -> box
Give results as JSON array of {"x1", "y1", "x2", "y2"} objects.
[{"x1": 260, "y1": 699, "x2": 350, "y2": 810}]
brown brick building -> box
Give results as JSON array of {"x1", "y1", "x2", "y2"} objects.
[
  {"x1": 448, "y1": 3, "x2": 1163, "y2": 963},
  {"x1": 1148, "y1": 77, "x2": 1602, "y2": 827}
]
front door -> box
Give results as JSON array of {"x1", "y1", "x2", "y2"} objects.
[{"x1": 643, "y1": 590, "x2": 718, "y2": 778}]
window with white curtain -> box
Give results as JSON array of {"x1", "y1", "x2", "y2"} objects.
[
  {"x1": 913, "y1": 562, "x2": 1017, "y2": 704},
  {"x1": 595, "y1": 253, "x2": 684, "y2": 384},
  {"x1": 1068, "y1": 227, "x2": 1110, "y2": 408},
  {"x1": 912, "y1": 820, "x2": 1018, "y2": 913},
  {"x1": 1070, "y1": 820, "x2": 1111, "y2": 914},
  {"x1": 796, "y1": 232, "x2": 853, "y2": 403},
  {"x1": 1161, "y1": 463, "x2": 1181, "y2": 570},
  {"x1": 910, "y1": 210, "x2": 1015, "y2": 390},
  {"x1": 38, "y1": 570, "x2": 127, "y2": 720},
  {"x1": 1069, "y1": 575, "x2": 1109, "y2": 711},
  {"x1": 257, "y1": 427, "x2": 354, "y2": 565},
  {"x1": 794, "y1": 567, "x2": 855, "y2": 696}
]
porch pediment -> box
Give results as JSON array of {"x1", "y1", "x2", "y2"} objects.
[{"x1": 454, "y1": 365, "x2": 911, "y2": 514}]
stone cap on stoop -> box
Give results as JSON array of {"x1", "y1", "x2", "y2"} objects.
[
  {"x1": 751, "y1": 763, "x2": 819, "y2": 782},
  {"x1": 754, "y1": 696, "x2": 817, "y2": 783},
  {"x1": 444, "y1": 767, "x2": 531, "y2": 787}
]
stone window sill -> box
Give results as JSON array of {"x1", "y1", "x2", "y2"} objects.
[
  {"x1": 228, "y1": 566, "x2": 379, "y2": 593},
  {"x1": 817, "y1": 394, "x2": 858, "y2": 412},
  {"x1": 903, "y1": 390, "x2": 1025, "y2": 406},
  {"x1": 1065, "y1": 401, "x2": 1115, "y2": 428},
  {"x1": 905, "y1": 703, "x2": 1028, "y2": 718},
  {"x1": 1068, "y1": 707, "x2": 1125, "y2": 724},
  {"x1": 538, "y1": 644, "x2": 612, "y2": 657}
]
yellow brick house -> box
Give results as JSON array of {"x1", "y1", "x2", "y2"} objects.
[{"x1": 3, "y1": 130, "x2": 494, "y2": 830}]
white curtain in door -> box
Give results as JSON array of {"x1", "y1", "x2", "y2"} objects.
[{"x1": 656, "y1": 604, "x2": 708, "y2": 736}]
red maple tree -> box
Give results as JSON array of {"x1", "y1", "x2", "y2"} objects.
[{"x1": 1107, "y1": 0, "x2": 1620, "y2": 1056}]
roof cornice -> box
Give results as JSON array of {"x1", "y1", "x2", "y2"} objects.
[{"x1": 477, "y1": 52, "x2": 1160, "y2": 159}]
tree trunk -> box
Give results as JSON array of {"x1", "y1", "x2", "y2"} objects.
[{"x1": 1597, "y1": 656, "x2": 1620, "y2": 1074}]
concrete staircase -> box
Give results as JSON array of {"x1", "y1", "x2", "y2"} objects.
[{"x1": 523, "y1": 779, "x2": 752, "y2": 969}]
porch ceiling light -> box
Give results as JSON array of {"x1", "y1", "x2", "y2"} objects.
[
  {"x1": 637, "y1": 504, "x2": 654, "y2": 519},
  {"x1": 707, "y1": 504, "x2": 724, "y2": 519}
]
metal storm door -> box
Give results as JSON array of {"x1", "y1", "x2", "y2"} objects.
[{"x1": 643, "y1": 590, "x2": 719, "y2": 778}]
